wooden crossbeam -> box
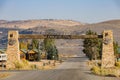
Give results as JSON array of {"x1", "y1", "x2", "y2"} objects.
[{"x1": 19, "y1": 34, "x2": 103, "y2": 39}]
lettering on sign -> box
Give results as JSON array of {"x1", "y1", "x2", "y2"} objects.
[{"x1": 45, "y1": 35, "x2": 72, "y2": 39}]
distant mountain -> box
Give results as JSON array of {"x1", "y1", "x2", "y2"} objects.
[
  {"x1": 0, "y1": 19, "x2": 84, "y2": 29},
  {"x1": 79, "y1": 20, "x2": 120, "y2": 44},
  {"x1": 99, "y1": 20, "x2": 120, "y2": 25},
  {"x1": 0, "y1": 20, "x2": 7, "y2": 24}
]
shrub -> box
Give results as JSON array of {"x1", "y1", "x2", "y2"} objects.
[
  {"x1": 22, "y1": 59, "x2": 29, "y2": 66},
  {"x1": 91, "y1": 66, "x2": 101, "y2": 75},
  {"x1": 0, "y1": 73, "x2": 10, "y2": 79},
  {"x1": 115, "y1": 61, "x2": 120, "y2": 68},
  {"x1": 14, "y1": 59, "x2": 29, "y2": 70},
  {"x1": 14, "y1": 61, "x2": 24, "y2": 69},
  {"x1": 91, "y1": 66, "x2": 119, "y2": 77},
  {"x1": 30, "y1": 64, "x2": 38, "y2": 70}
]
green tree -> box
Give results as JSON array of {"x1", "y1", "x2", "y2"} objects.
[
  {"x1": 43, "y1": 38, "x2": 58, "y2": 60},
  {"x1": 32, "y1": 39, "x2": 39, "y2": 49},
  {"x1": 114, "y1": 42, "x2": 119, "y2": 59},
  {"x1": 32, "y1": 39, "x2": 41, "y2": 61},
  {"x1": 27, "y1": 43, "x2": 33, "y2": 50},
  {"x1": 83, "y1": 30, "x2": 102, "y2": 60},
  {"x1": 19, "y1": 40, "x2": 28, "y2": 49}
]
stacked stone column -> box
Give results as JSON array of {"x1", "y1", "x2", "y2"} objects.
[
  {"x1": 101, "y1": 30, "x2": 115, "y2": 68},
  {"x1": 6, "y1": 31, "x2": 20, "y2": 69}
]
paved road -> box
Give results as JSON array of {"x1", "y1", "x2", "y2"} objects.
[{"x1": 1, "y1": 54, "x2": 119, "y2": 80}]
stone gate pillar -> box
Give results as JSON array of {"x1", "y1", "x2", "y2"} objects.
[
  {"x1": 6, "y1": 31, "x2": 20, "y2": 69},
  {"x1": 101, "y1": 30, "x2": 115, "y2": 68}
]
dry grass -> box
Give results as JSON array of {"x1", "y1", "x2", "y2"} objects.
[
  {"x1": 91, "y1": 66, "x2": 120, "y2": 77},
  {"x1": 115, "y1": 61, "x2": 120, "y2": 68},
  {"x1": 89, "y1": 60, "x2": 120, "y2": 77},
  {"x1": 13, "y1": 60, "x2": 61, "y2": 70},
  {"x1": 30, "y1": 60, "x2": 61, "y2": 70},
  {"x1": 38, "y1": 65, "x2": 56, "y2": 70},
  {"x1": 14, "y1": 59, "x2": 30, "y2": 70},
  {"x1": 0, "y1": 73, "x2": 10, "y2": 79}
]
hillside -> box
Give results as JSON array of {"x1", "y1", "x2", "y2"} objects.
[
  {"x1": 0, "y1": 19, "x2": 120, "y2": 55},
  {"x1": 80, "y1": 20, "x2": 120, "y2": 44},
  {"x1": 0, "y1": 19, "x2": 83, "y2": 29}
]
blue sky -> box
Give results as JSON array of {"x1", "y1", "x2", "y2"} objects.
[{"x1": 0, "y1": 0, "x2": 120, "y2": 23}]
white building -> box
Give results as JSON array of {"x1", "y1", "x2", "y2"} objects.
[{"x1": 0, "y1": 54, "x2": 7, "y2": 61}]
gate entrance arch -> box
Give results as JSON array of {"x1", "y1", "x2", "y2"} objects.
[{"x1": 6, "y1": 30, "x2": 115, "y2": 69}]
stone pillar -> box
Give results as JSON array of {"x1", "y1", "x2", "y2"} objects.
[
  {"x1": 6, "y1": 31, "x2": 20, "y2": 69},
  {"x1": 101, "y1": 30, "x2": 115, "y2": 68}
]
